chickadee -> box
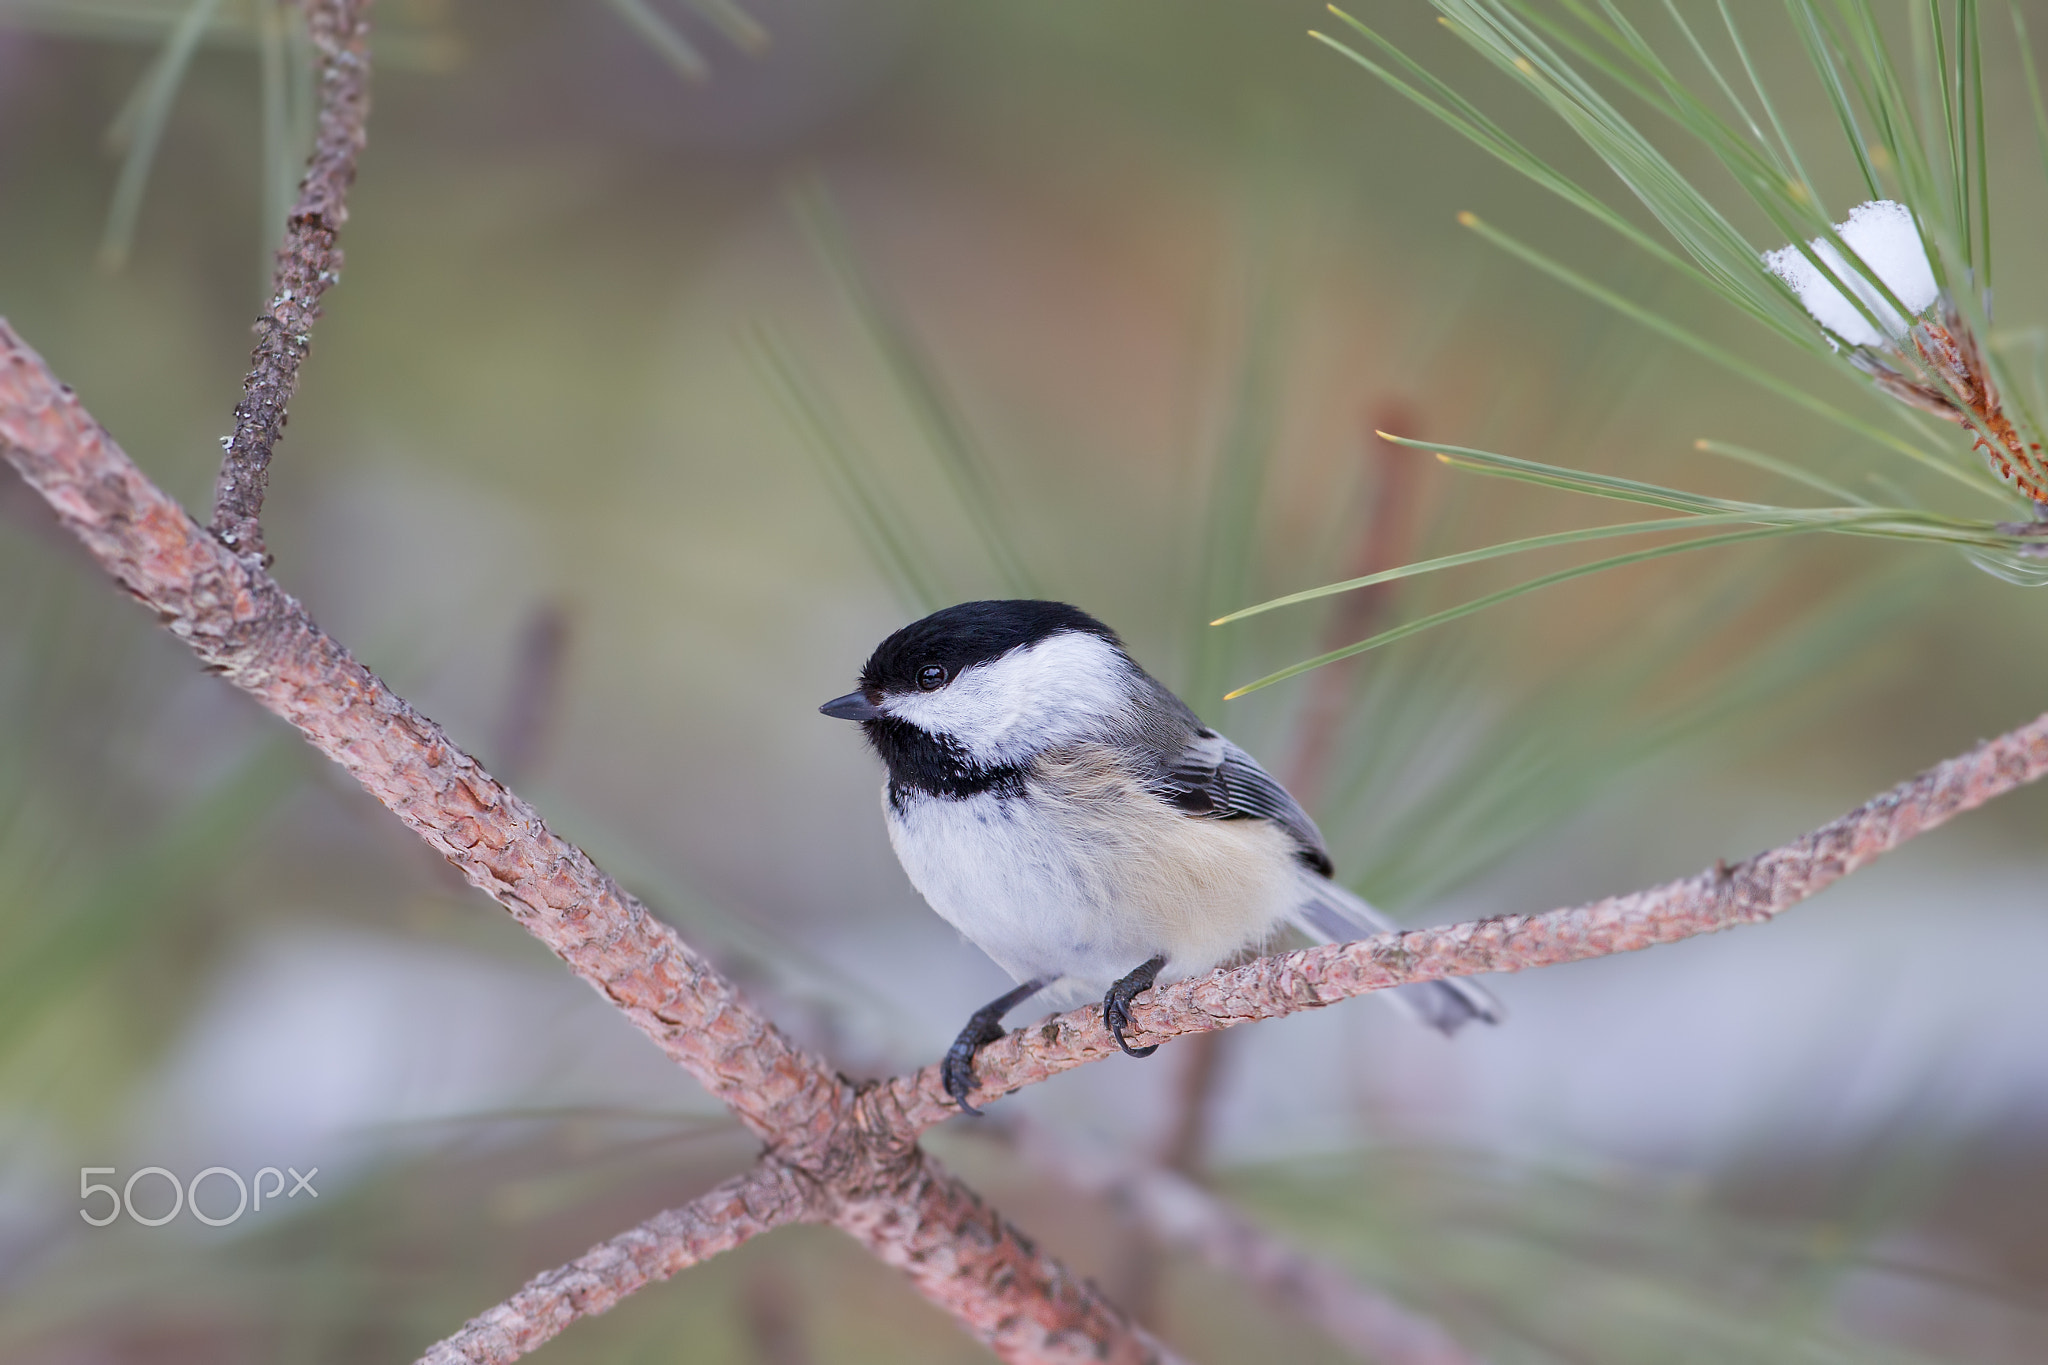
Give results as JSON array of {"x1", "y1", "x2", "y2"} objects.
[{"x1": 821, "y1": 599, "x2": 1501, "y2": 1112}]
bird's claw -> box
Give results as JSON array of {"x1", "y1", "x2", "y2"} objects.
[
  {"x1": 941, "y1": 977, "x2": 1049, "y2": 1116},
  {"x1": 1103, "y1": 954, "x2": 1166, "y2": 1058},
  {"x1": 942, "y1": 1034, "x2": 988, "y2": 1116}
]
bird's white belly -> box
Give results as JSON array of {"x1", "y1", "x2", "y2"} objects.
[{"x1": 881, "y1": 747, "x2": 1302, "y2": 993}]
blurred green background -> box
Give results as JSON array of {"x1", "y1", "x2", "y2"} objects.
[{"x1": 1, "y1": 1, "x2": 2045, "y2": 1361}]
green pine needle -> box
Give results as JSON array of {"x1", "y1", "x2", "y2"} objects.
[
  {"x1": 748, "y1": 327, "x2": 949, "y2": 615},
  {"x1": 605, "y1": 0, "x2": 710, "y2": 82},
  {"x1": 789, "y1": 178, "x2": 1040, "y2": 599},
  {"x1": 685, "y1": 0, "x2": 770, "y2": 53},
  {"x1": 1222, "y1": 524, "x2": 1808, "y2": 699},
  {"x1": 1215, "y1": 424, "x2": 2046, "y2": 692},
  {"x1": 98, "y1": 0, "x2": 224, "y2": 270}
]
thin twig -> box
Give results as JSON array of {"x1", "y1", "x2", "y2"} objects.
[
  {"x1": 0, "y1": 319, "x2": 835, "y2": 1143},
  {"x1": 0, "y1": 319, "x2": 1159, "y2": 1365},
  {"x1": 870, "y1": 711, "x2": 2048, "y2": 1128},
  {"x1": 1153, "y1": 1029, "x2": 1225, "y2": 1183},
  {"x1": 1119, "y1": 1165, "x2": 1478, "y2": 1365},
  {"x1": 418, "y1": 1161, "x2": 820, "y2": 1365},
  {"x1": 1008, "y1": 1121, "x2": 1486, "y2": 1365},
  {"x1": 740, "y1": 1263, "x2": 813, "y2": 1365},
  {"x1": 492, "y1": 600, "x2": 573, "y2": 782},
  {"x1": 8, "y1": 305, "x2": 2048, "y2": 1363},
  {"x1": 13, "y1": 308, "x2": 2048, "y2": 1352},
  {"x1": 210, "y1": 0, "x2": 374, "y2": 559},
  {"x1": 1283, "y1": 405, "x2": 1426, "y2": 810}
]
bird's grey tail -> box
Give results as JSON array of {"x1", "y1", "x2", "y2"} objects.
[{"x1": 1290, "y1": 877, "x2": 1504, "y2": 1036}]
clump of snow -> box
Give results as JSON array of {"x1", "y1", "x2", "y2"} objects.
[{"x1": 1763, "y1": 199, "x2": 1939, "y2": 348}]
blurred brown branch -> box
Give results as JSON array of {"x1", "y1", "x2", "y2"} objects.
[
  {"x1": 0, "y1": 320, "x2": 1174, "y2": 1360},
  {"x1": 6, "y1": 9, "x2": 2047, "y2": 1358},
  {"x1": 1008, "y1": 1119, "x2": 1486, "y2": 1365},
  {"x1": 13, "y1": 311, "x2": 2047, "y2": 1361},
  {"x1": 1282, "y1": 404, "x2": 1427, "y2": 812},
  {"x1": 741, "y1": 1264, "x2": 813, "y2": 1365},
  {"x1": 492, "y1": 600, "x2": 574, "y2": 782},
  {"x1": 1114, "y1": 409, "x2": 1431, "y2": 1332}
]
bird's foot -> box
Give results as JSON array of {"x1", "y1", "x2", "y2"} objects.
[
  {"x1": 942, "y1": 1021, "x2": 1004, "y2": 1116},
  {"x1": 942, "y1": 978, "x2": 1048, "y2": 1115},
  {"x1": 1103, "y1": 954, "x2": 1167, "y2": 1058}
]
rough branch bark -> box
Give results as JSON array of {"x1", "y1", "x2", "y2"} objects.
[
  {"x1": 210, "y1": 0, "x2": 373, "y2": 560},
  {"x1": 12, "y1": 307, "x2": 2048, "y2": 1353},
  {"x1": 420, "y1": 1161, "x2": 822, "y2": 1365},
  {"x1": 868, "y1": 709, "x2": 2048, "y2": 1129},
  {"x1": 26, "y1": 5, "x2": 2031, "y2": 1355},
  {"x1": 0, "y1": 319, "x2": 1157, "y2": 1363},
  {"x1": 11, "y1": 303, "x2": 2048, "y2": 1352},
  {"x1": 0, "y1": 318, "x2": 835, "y2": 1142},
  {"x1": 832, "y1": 1148, "x2": 1189, "y2": 1365}
]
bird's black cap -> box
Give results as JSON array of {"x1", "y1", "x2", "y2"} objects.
[{"x1": 858, "y1": 600, "x2": 1122, "y2": 695}]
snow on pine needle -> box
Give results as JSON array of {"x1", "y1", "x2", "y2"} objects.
[
  {"x1": 1766, "y1": 199, "x2": 2048, "y2": 509},
  {"x1": 1217, "y1": 4, "x2": 2048, "y2": 699},
  {"x1": 1762, "y1": 200, "x2": 1938, "y2": 350}
]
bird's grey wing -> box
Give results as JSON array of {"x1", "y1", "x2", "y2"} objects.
[
  {"x1": 1144, "y1": 717, "x2": 1503, "y2": 1037},
  {"x1": 1150, "y1": 729, "x2": 1334, "y2": 876}
]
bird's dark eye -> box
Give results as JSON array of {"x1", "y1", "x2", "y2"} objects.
[{"x1": 917, "y1": 664, "x2": 947, "y2": 691}]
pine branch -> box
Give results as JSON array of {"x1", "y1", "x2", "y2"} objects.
[
  {"x1": 1008, "y1": 1119, "x2": 1486, "y2": 1365},
  {"x1": 832, "y1": 1147, "x2": 1189, "y2": 1365},
  {"x1": 10, "y1": 305, "x2": 2048, "y2": 1357},
  {"x1": 0, "y1": 317, "x2": 834, "y2": 1139},
  {"x1": 0, "y1": 317, "x2": 1157, "y2": 1363},
  {"x1": 418, "y1": 1161, "x2": 821, "y2": 1365},
  {"x1": 872, "y1": 711, "x2": 2048, "y2": 1127},
  {"x1": 25, "y1": 6, "x2": 2035, "y2": 1358},
  {"x1": 210, "y1": 0, "x2": 373, "y2": 560}
]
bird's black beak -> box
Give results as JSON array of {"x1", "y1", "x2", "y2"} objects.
[{"x1": 819, "y1": 690, "x2": 884, "y2": 722}]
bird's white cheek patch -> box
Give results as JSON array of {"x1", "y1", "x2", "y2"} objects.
[{"x1": 883, "y1": 633, "x2": 1137, "y2": 765}]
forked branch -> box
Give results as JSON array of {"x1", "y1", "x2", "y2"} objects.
[
  {"x1": 8, "y1": 19, "x2": 2048, "y2": 1352},
  {"x1": 13, "y1": 309, "x2": 2046, "y2": 1358},
  {"x1": 0, "y1": 320, "x2": 1166, "y2": 1363}
]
